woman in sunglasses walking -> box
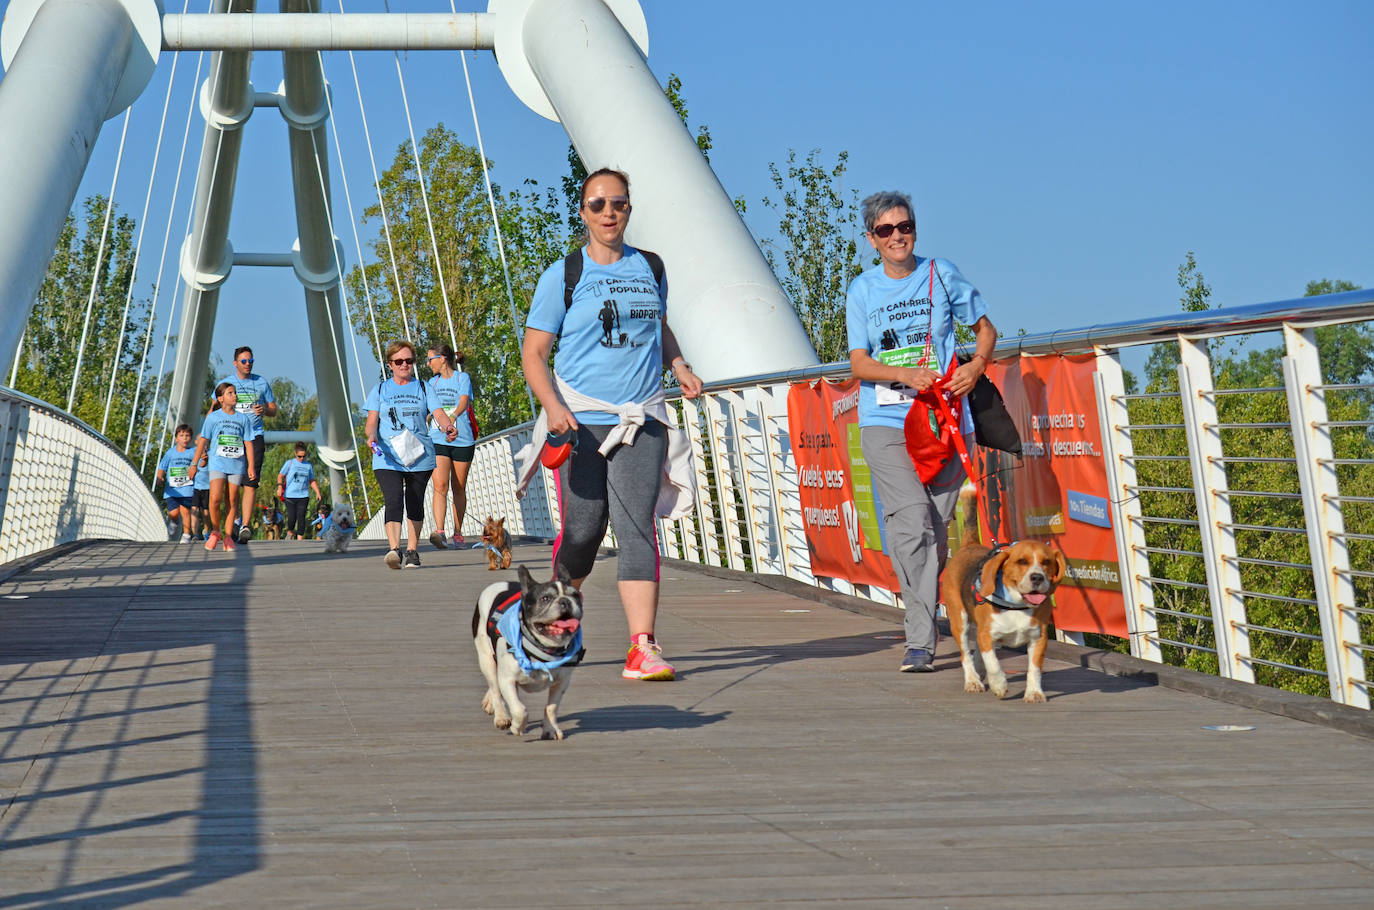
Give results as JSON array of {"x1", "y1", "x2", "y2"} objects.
[
  {"x1": 365, "y1": 340, "x2": 460, "y2": 569},
  {"x1": 521, "y1": 167, "x2": 703, "y2": 682},
  {"x1": 846, "y1": 190, "x2": 999, "y2": 673}
]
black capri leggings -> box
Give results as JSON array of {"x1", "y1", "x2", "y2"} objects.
[
  {"x1": 284, "y1": 497, "x2": 310, "y2": 536},
  {"x1": 554, "y1": 420, "x2": 667, "y2": 583},
  {"x1": 374, "y1": 469, "x2": 429, "y2": 523}
]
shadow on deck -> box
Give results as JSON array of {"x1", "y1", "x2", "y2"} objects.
[{"x1": 1, "y1": 539, "x2": 1372, "y2": 909}]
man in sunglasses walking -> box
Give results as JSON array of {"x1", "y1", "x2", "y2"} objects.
[
  {"x1": 216, "y1": 345, "x2": 277, "y2": 543},
  {"x1": 846, "y1": 190, "x2": 998, "y2": 674}
]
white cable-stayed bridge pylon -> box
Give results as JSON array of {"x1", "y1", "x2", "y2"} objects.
[{"x1": 4, "y1": 0, "x2": 818, "y2": 466}]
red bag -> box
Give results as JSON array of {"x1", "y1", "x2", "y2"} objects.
[{"x1": 903, "y1": 356, "x2": 964, "y2": 484}]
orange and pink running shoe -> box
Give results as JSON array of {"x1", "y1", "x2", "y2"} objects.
[
  {"x1": 223, "y1": 537, "x2": 237, "y2": 552},
  {"x1": 204, "y1": 532, "x2": 220, "y2": 551},
  {"x1": 622, "y1": 634, "x2": 675, "y2": 681}
]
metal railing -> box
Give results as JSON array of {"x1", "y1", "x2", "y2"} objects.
[
  {"x1": 396, "y1": 290, "x2": 1374, "y2": 709},
  {"x1": 0, "y1": 387, "x2": 168, "y2": 563}
]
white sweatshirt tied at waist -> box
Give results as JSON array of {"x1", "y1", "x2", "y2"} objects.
[{"x1": 514, "y1": 374, "x2": 696, "y2": 519}]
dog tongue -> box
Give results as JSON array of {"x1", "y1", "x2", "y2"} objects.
[
  {"x1": 1023, "y1": 592, "x2": 1049, "y2": 606},
  {"x1": 548, "y1": 618, "x2": 580, "y2": 634}
]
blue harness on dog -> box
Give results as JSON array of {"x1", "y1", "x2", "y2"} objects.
[
  {"x1": 969, "y1": 543, "x2": 1036, "y2": 612},
  {"x1": 487, "y1": 588, "x2": 585, "y2": 676}
]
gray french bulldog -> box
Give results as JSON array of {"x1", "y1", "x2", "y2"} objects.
[{"x1": 472, "y1": 563, "x2": 585, "y2": 740}]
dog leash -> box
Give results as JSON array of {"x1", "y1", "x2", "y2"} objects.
[{"x1": 926, "y1": 377, "x2": 997, "y2": 547}]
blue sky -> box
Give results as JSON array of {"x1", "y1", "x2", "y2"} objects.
[{"x1": 4, "y1": 0, "x2": 1371, "y2": 400}]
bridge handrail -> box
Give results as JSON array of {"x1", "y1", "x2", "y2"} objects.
[
  {"x1": 0, "y1": 386, "x2": 167, "y2": 563},
  {"x1": 390, "y1": 291, "x2": 1374, "y2": 710}
]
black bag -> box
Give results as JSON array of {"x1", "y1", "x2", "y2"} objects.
[{"x1": 958, "y1": 353, "x2": 1022, "y2": 455}]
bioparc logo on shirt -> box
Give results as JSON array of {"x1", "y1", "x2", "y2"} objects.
[{"x1": 592, "y1": 276, "x2": 659, "y2": 350}]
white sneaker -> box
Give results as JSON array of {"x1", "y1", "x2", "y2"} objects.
[{"x1": 180, "y1": 533, "x2": 192, "y2": 543}]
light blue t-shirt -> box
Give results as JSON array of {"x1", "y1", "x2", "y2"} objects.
[
  {"x1": 428, "y1": 371, "x2": 475, "y2": 446},
  {"x1": 214, "y1": 372, "x2": 275, "y2": 439},
  {"x1": 193, "y1": 454, "x2": 210, "y2": 491},
  {"x1": 526, "y1": 246, "x2": 666, "y2": 425},
  {"x1": 157, "y1": 445, "x2": 197, "y2": 501},
  {"x1": 845, "y1": 256, "x2": 989, "y2": 431},
  {"x1": 197, "y1": 408, "x2": 255, "y2": 474},
  {"x1": 365, "y1": 377, "x2": 442, "y2": 473},
  {"x1": 280, "y1": 458, "x2": 316, "y2": 499}
]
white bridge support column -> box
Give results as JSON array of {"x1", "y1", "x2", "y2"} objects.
[
  {"x1": 495, "y1": 0, "x2": 819, "y2": 382},
  {"x1": 0, "y1": 0, "x2": 161, "y2": 367},
  {"x1": 166, "y1": 0, "x2": 256, "y2": 434},
  {"x1": 280, "y1": 0, "x2": 357, "y2": 496}
]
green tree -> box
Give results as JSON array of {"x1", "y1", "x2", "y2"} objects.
[
  {"x1": 12, "y1": 194, "x2": 154, "y2": 450},
  {"x1": 760, "y1": 148, "x2": 863, "y2": 363},
  {"x1": 1119, "y1": 265, "x2": 1373, "y2": 695},
  {"x1": 343, "y1": 124, "x2": 566, "y2": 438}
]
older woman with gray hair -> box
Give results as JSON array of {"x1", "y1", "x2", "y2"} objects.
[{"x1": 845, "y1": 190, "x2": 999, "y2": 673}]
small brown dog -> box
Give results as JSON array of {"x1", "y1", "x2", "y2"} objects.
[
  {"x1": 942, "y1": 489, "x2": 1066, "y2": 703},
  {"x1": 481, "y1": 516, "x2": 513, "y2": 570}
]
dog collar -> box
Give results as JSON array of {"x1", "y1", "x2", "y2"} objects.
[
  {"x1": 490, "y1": 592, "x2": 585, "y2": 675},
  {"x1": 970, "y1": 544, "x2": 1037, "y2": 612}
]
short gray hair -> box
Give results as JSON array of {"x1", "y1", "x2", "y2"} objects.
[{"x1": 860, "y1": 191, "x2": 914, "y2": 233}]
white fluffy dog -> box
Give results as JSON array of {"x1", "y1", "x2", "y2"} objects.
[{"x1": 320, "y1": 503, "x2": 356, "y2": 554}]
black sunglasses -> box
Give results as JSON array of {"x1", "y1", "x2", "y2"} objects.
[
  {"x1": 870, "y1": 220, "x2": 915, "y2": 239},
  {"x1": 390, "y1": 357, "x2": 415, "y2": 366},
  {"x1": 584, "y1": 196, "x2": 630, "y2": 214}
]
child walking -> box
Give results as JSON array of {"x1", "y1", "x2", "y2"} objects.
[
  {"x1": 154, "y1": 424, "x2": 198, "y2": 542},
  {"x1": 191, "y1": 382, "x2": 257, "y2": 551}
]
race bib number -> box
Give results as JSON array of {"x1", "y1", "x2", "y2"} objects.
[
  {"x1": 878, "y1": 343, "x2": 937, "y2": 372},
  {"x1": 216, "y1": 434, "x2": 244, "y2": 459},
  {"x1": 235, "y1": 391, "x2": 257, "y2": 414},
  {"x1": 168, "y1": 466, "x2": 192, "y2": 488},
  {"x1": 874, "y1": 344, "x2": 937, "y2": 406}
]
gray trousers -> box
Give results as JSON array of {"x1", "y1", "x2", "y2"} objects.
[{"x1": 859, "y1": 425, "x2": 967, "y2": 652}]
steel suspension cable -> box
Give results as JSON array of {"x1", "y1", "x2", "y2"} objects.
[
  {"x1": 142, "y1": 111, "x2": 227, "y2": 471},
  {"x1": 306, "y1": 118, "x2": 372, "y2": 515},
  {"x1": 101, "y1": 5, "x2": 189, "y2": 434},
  {"x1": 455, "y1": 44, "x2": 536, "y2": 415},
  {"x1": 68, "y1": 108, "x2": 131, "y2": 413},
  {"x1": 390, "y1": 49, "x2": 459, "y2": 352},
  {"x1": 127, "y1": 29, "x2": 208, "y2": 453},
  {"x1": 322, "y1": 61, "x2": 384, "y2": 378},
  {"x1": 337, "y1": 6, "x2": 412, "y2": 344},
  {"x1": 9, "y1": 330, "x2": 22, "y2": 387}
]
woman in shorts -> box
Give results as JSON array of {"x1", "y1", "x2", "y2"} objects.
[
  {"x1": 425, "y1": 342, "x2": 475, "y2": 549},
  {"x1": 191, "y1": 382, "x2": 256, "y2": 551}
]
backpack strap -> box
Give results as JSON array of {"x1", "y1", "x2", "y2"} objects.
[
  {"x1": 562, "y1": 249, "x2": 583, "y2": 310},
  {"x1": 640, "y1": 249, "x2": 665, "y2": 292},
  {"x1": 563, "y1": 247, "x2": 665, "y2": 310}
]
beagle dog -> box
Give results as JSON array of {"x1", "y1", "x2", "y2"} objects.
[{"x1": 942, "y1": 489, "x2": 1067, "y2": 703}]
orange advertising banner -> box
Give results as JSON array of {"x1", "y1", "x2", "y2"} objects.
[
  {"x1": 786, "y1": 379, "x2": 900, "y2": 592},
  {"x1": 976, "y1": 355, "x2": 1127, "y2": 636}
]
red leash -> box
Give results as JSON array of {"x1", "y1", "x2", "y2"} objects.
[{"x1": 926, "y1": 378, "x2": 996, "y2": 547}]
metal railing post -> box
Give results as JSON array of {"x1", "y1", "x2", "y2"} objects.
[
  {"x1": 1283, "y1": 324, "x2": 1368, "y2": 707},
  {"x1": 1094, "y1": 347, "x2": 1161, "y2": 662},
  {"x1": 1177, "y1": 339, "x2": 1253, "y2": 683}
]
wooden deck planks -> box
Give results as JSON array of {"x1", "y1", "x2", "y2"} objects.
[{"x1": 1, "y1": 539, "x2": 1371, "y2": 909}]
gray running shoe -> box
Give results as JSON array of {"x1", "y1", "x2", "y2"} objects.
[
  {"x1": 384, "y1": 548, "x2": 402, "y2": 570},
  {"x1": 899, "y1": 648, "x2": 935, "y2": 673},
  {"x1": 237, "y1": 525, "x2": 252, "y2": 544},
  {"x1": 403, "y1": 549, "x2": 421, "y2": 569},
  {"x1": 429, "y1": 530, "x2": 449, "y2": 550}
]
